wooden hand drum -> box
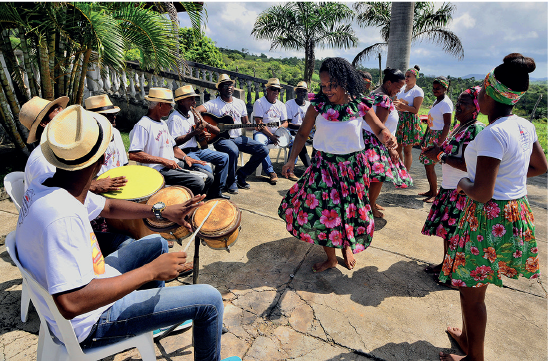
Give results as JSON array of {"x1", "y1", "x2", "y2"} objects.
[{"x1": 191, "y1": 199, "x2": 241, "y2": 252}]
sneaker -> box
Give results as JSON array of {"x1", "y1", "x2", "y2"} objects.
[
  {"x1": 269, "y1": 172, "x2": 278, "y2": 185},
  {"x1": 153, "y1": 319, "x2": 192, "y2": 339},
  {"x1": 287, "y1": 172, "x2": 298, "y2": 181}
]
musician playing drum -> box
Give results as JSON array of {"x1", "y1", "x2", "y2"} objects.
[
  {"x1": 167, "y1": 85, "x2": 231, "y2": 200},
  {"x1": 252, "y1": 78, "x2": 288, "y2": 185},
  {"x1": 195, "y1": 74, "x2": 269, "y2": 193}
]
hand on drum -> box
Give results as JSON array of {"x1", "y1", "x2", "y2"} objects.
[
  {"x1": 164, "y1": 159, "x2": 182, "y2": 170},
  {"x1": 163, "y1": 194, "x2": 207, "y2": 230},
  {"x1": 91, "y1": 176, "x2": 127, "y2": 193},
  {"x1": 185, "y1": 156, "x2": 207, "y2": 168},
  {"x1": 269, "y1": 133, "x2": 280, "y2": 146},
  {"x1": 147, "y1": 252, "x2": 188, "y2": 281}
]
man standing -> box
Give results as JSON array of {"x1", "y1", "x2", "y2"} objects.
[
  {"x1": 129, "y1": 88, "x2": 213, "y2": 197},
  {"x1": 16, "y1": 105, "x2": 224, "y2": 360},
  {"x1": 284, "y1": 81, "x2": 312, "y2": 179},
  {"x1": 253, "y1": 78, "x2": 288, "y2": 185},
  {"x1": 167, "y1": 85, "x2": 230, "y2": 200},
  {"x1": 195, "y1": 74, "x2": 268, "y2": 193}
]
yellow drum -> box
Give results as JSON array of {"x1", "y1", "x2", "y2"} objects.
[
  {"x1": 191, "y1": 199, "x2": 241, "y2": 252},
  {"x1": 98, "y1": 165, "x2": 164, "y2": 239}
]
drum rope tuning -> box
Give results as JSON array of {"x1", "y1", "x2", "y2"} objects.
[{"x1": 182, "y1": 201, "x2": 219, "y2": 252}]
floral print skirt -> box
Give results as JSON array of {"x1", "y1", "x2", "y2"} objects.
[
  {"x1": 419, "y1": 129, "x2": 443, "y2": 165},
  {"x1": 278, "y1": 149, "x2": 374, "y2": 254},
  {"x1": 439, "y1": 196, "x2": 539, "y2": 288},
  {"x1": 422, "y1": 188, "x2": 467, "y2": 239},
  {"x1": 363, "y1": 130, "x2": 413, "y2": 188},
  {"x1": 396, "y1": 112, "x2": 422, "y2": 146}
]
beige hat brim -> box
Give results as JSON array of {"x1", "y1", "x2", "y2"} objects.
[
  {"x1": 216, "y1": 79, "x2": 235, "y2": 88},
  {"x1": 144, "y1": 95, "x2": 174, "y2": 104},
  {"x1": 40, "y1": 112, "x2": 113, "y2": 171},
  {"x1": 174, "y1": 93, "x2": 199, "y2": 101},
  {"x1": 26, "y1": 96, "x2": 69, "y2": 144},
  {"x1": 93, "y1": 106, "x2": 121, "y2": 114}
]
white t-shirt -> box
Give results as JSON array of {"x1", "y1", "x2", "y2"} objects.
[
  {"x1": 97, "y1": 128, "x2": 128, "y2": 176},
  {"x1": 129, "y1": 116, "x2": 176, "y2": 171},
  {"x1": 285, "y1": 99, "x2": 310, "y2": 126},
  {"x1": 364, "y1": 94, "x2": 399, "y2": 135},
  {"x1": 253, "y1": 96, "x2": 288, "y2": 134},
  {"x1": 16, "y1": 173, "x2": 118, "y2": 343},
  {"x1": 166, "y1": 109, "x2": 197, "y2": 149},
  {"x1": 202, "y1": 97, "x2": 248, "y2": 138},
  {"x1": 24, "y1": 145, "x2": 55, "y2": 192},
  {"x1": 313, "y1": 114, "x2": 364, "y2": 155},
  {"x1": 427, "y1": 95, "x2": 453, "y2": 130},
  {"x1": 396, "y1": 85, "x2": 424, "y2": 109},
  {"x1": 464, "y1": 115, "x2": 538, "y2": 200}
]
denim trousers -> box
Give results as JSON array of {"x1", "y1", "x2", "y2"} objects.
[
  {"x1": 80, "y1": 234, "x2": 224, "y2": 361},
  {"x1": 185, "y1": 148, "x2": 229, "y2": 196},
  {"x1": 213, "y1": 136, "x2": 268, "y2": 190},
  {"x1": 252, "y1": 132, "x2": 275, "y2": 174},
  {"x1": 160, "y1": 161, "x2": 213, "y2": 196}
]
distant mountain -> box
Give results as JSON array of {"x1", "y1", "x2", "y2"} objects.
[{"x1": 462, "y1": 74, "x2": 547, "y2": 82}]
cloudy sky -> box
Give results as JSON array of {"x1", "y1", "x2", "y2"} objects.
[{"x1": 178, "y1": 1, "x2": 548, "y2": 79}]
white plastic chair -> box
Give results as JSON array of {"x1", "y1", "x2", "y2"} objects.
[
  {"x1": 4, "y1": 171, "x2": 31, "y2": 322},
  {"x1": 5, "y1": 232, "x2": 156, "y2": 361}
]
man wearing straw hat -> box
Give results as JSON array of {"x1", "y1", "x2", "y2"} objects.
[
  {"x1": 167, "y1": 85, "x2": 231, "y2": 200},
  {"x1": 195, "y1": 74, "x2": 269, "y2": 193},
  {"x1": 129, "y1": 88, "x2": 213, "y2": 197},
  {"x1": 284, "y1": 81, "x2": 312, "y2": 179},
  {"x1": 16, "y1": 105, "x2": 224, "y2": 360}
]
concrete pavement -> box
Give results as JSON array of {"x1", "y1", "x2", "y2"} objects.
[{"x1": 0, "y1": 146, "x2": 546, "y2": 360}]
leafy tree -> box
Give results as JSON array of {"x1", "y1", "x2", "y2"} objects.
[
  {"x1": 178, "y1": 27, "x2": 225, "y2": 68},
  {"x1": 251, "y1": 2, "x2": 357, "y2": 85},
  {"x1": 352, "y1": 2, "x2": 464, "y2": 67}
]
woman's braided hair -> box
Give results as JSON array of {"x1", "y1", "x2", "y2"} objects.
[{"x1": 318, "y1": 57, "x2": 365, "y2": 99}]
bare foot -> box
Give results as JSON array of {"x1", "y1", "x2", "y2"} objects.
[
  {"x1": 446, "y1": 326, "x2": 468, "y2": 354},
  {"x1": 418, "y1": 190, "x2": 434, "y2": 197},
  {"x1": 372, "y1": 207, "x2": 384, "y2": 218},
  {"x1": 312, "y1": 259, "x2": 338, "y2": 273},
  {"x1": 423, "y1": 195, "x2": 436, "y2": 203},
  {"x1": 375, "y1": 203, "x2": 385, "y2": 210},
  {"x1": 342, "y1": 248, "x2": 357, "y2": 270},
  {"x1": 439, "y1": 351, "x2": 466, "y2": 361}
]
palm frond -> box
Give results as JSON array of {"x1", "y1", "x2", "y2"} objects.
[
  {"x1": 352, "y1": 42, "x2": 387, "y2": 66},
  {"x1": 413, "y1": 29, "x2": 464, "y2": 59}
]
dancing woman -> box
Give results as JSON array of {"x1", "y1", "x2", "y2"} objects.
[
  {"x1": 438, "y1": 53, "x2": 547, "y2": 361},
  {"x1": 278, "y1": 57, "x2": 396, "y2": 273}
]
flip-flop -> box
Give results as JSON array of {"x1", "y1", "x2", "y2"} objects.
[{"x1": 153, "y1": 319, "x2": 192, "y2": 339}]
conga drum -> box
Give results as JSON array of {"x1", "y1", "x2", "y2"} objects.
[
  {"x1": 191, "y1": 199, "x2": 241, "y2": 252},
  {"x1": 98, "y1": 165, "x2": 164, "y2": 239},
  {"x1": 143, "y1": 186, "x2": 194, "y2": 242}
]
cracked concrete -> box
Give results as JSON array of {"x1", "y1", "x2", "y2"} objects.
[{"x1": 0, "y1": 147, "x2": 546, "y2": 360}]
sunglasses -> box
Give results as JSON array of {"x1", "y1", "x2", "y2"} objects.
[{"x1": 268, "y1": 87, "x2": 281, "y2": 92}]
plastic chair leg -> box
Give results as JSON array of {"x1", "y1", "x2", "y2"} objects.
[
  {"x1": 135, "y1": 332, "x2": 156, "y2": 360},
  {"x1": 21, "y1": 280, "x2": 30, "y2": 322}
]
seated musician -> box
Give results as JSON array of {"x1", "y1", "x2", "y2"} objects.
[
  {"x1": 284, "y1": 81, "x2": 312, "y2": 180},
  {"x1": 128, "y1": 88, "x2": 213, "y2": 199},
  {"x1": 166, "y1": 85, "x2": 230, "y2": 200},
  {"x1": 195, "y1": 74, "x2": 268, "y2": 193},
  {"x1": 16, "y1": 105, "x2": 224, "y2": 360},
  {"x1": 252, "y1": 78, "x2": 288, "y2": 185}
]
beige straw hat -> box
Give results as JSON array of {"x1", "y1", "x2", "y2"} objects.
[
  {"x1": 40, "y1": 105, "x2": 113, "y2": 171},
  {"x1": 19, "y1": 96, "x2": 69, "y2": 143},
  {"x1": 216, "y1": 74, "x2": 235, "y2": 89},
  {"x1": 85, "y1": 94, "x2": 120, "y2": 114},
  {"x1": 174, "y1": 85, "x2": 199, "y2": 101},
  {"x1": 144, "y1": 88, "x2": 175, "y2": 104},
  {"x1": 294, "y1": 81, "x2": 308, "y2": 92},
  {"x1": 266, "y1": 78, "x2": 281, "y2": 89}
]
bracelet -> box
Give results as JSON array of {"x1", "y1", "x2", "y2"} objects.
[{"x1": 436, "y1": 152, "x2": 444, "y2": 162}]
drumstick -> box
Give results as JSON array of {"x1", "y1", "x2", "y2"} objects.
[{"x1": 182, "y1": 201, "x2": 219, "y2": 252}]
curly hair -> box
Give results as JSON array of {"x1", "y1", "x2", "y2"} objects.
[{"x1": 318, "y1": 57, "x2": 365, "y2": 99}]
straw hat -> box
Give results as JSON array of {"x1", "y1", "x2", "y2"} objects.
[
  {"x1": 84, "y1": 94, "x2": 120, "y2": 114},
  {"x1": 266, "y1": 78, "x2": 281, "y2": 89},
  {"x1": 216, "y1": 74, "x2": 235, "y2": 89},
  {"x1": 40, "y1": 105, "x2": 113, "y2": 171},
  {"x1": 19, "y1": 96, "x2": 69, "y2": 143},
  {"x1": 174, "y1": 85, "x2": 199, "y2": 101},
  {"x1": 294, "y1": 81, "x2": 308, "y2": 92},
  {"x1": 145, "y1": 88, "x2": 174, "y2": 104}
]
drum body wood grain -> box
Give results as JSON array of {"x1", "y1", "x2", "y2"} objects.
[{"x1": 191, "y1": 199, "x2": 241, "y2": 251}]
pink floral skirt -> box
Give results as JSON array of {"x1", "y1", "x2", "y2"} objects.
[{"x1": 422, "y1": 188, "x2": 468, "y2": 239}]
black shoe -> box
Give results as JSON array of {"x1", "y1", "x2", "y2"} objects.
[
  {"x1": 218, "y1": 193, "x2": 231, "y2": 200},
  {"x1": 236, "y1": 171, "x2": 251, "y2": 189},
  {"x1": 224, "y1": 187, "x2": 239, "y2": 194}
]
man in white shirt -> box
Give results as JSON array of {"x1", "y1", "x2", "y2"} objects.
[
  {"x1": 16, "y1": 105, "x2": 223, "y2": 360},
  {"x1": 253, "y1": 78, "x2": 288, "y2": 185},
  {"x1": 128, "y1": 88, "x2": 213, "y2": 197},
  {"x1": 167, "y1": 85, "x2": 230, "y2": 200},
  {"x1": 285, "y1": 81, "x2": 312, "y2": 180},
  {"x1": 195, "y1": 74, "x2": 269, "y2": 193}
]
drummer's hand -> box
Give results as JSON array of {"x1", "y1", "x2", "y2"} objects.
[
  {"x1": 186, "y1": 157, "x2": 207, "y2": 168},
  {"x1": 163, "y1": 194, "x2": 206, "y2": 230},
  {"x1": 269, "y1": 134, "x2": 280, "y2": 146},
  {"x1": 164, "y1": 159, "x2": 181, "y2": 169},
  {"x1": 281, "y1": 161, "x2": 295, "y2": 178},
  {"x1": 90, "y1": 176, "x2": 127, "y2": 194},
  {"x1": 147, "y1": 252, "x2": 187, "y2": 281}
]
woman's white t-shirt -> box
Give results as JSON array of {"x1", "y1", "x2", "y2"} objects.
[
  {"x1": 396, "y1": 85, "x2": 424, "y2": 109},
  {"x1": 464, "y1": 115, "x2": 538, "y2": 200},
  {"x1": 314, "y1": 115, "x2": 364, "y2": 154},
  {"x1": 428, "y1": 95, "x2": 453, "y2": 130}
]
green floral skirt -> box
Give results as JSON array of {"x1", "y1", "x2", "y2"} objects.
[
  {"x1": 278, "y1": 150, "x2": 374, "y2": 254},
  {"x1": 419, "y1": 129, "x2": 443, "y2": 165},
  {"x1": 439, "y1": 196, "x2": 539, "y2": 288},
  {"x1": 396, "y1": 112, "x2": 422, "y2": 146}
]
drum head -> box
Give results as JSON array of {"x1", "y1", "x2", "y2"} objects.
[
  {"x1": 143, "y1": 186, "x2": 194, "y2": 232},
  {"x1": 274, "y1": 127, "x2": 291, "y2": 147},
  {"x1": 192, "y1": 199, "x2": 241, "y2": 238},
  {"x1": 98, "y1": 165, "x2": 164, "y2": 201}
]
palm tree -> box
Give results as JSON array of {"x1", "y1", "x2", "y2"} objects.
[
  {"x1": 251, "y1": 2, "x2": 357, "y2": 85},
  {"x1": 352, "y1": 2, "x2": 464, "y2": 67},
  {"x1": 385, "y1": 2, "x2": 414, "y2": 72}
]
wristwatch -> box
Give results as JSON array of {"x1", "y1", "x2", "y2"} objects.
[
  {"x1": 440, "y1": 153, "x2": 448, "y2": 164},
  {"x1": 152, "y1": 202, "x2": 166, "y2": 220}
]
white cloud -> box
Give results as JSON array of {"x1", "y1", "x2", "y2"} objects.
[
  {"x1": 450, "y1": 12, "x2": 476, "y2": 30},
  {"x1": 503, "y1": 31, "x2": 539, "y2": 42}
]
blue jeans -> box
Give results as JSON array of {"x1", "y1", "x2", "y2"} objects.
[
  {"x1": 80, "y1": 235, "x2": 224, "y2": 361},
  {"x1": 184, "y1": 148, "x2": 229, "y2": 196},
  {"x1": 213, "y1": 136, "x2": 268, "y2": 190},
  {"x1": 252, "y1": 132, "x2": 275, "y2": 174}
]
